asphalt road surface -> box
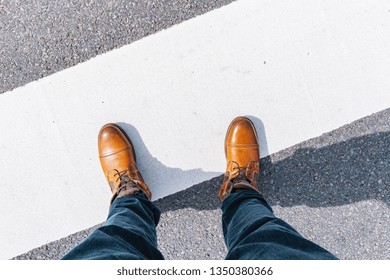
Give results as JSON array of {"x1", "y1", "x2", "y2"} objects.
[{"x1": 0, "y1": 0, "x2": 236, "y2": 94}]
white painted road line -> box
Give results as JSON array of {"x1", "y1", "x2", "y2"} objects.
[{"x1": 1, "y1": 0, "x2": 390, "y2": 259}]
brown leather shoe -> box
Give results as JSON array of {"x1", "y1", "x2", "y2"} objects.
[
  {"x1": 98, "y1": 123, "x2": 152, "y2": 203},
  {"x1": 219, "y1": 116, "x2": 261, "y2": 202}
]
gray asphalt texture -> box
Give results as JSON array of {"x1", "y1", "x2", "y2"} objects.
[
  {"x1": 0, "y1": 0, "x2": 236, "y2": 94},
  {"x1": 14, "y1": 108, "x2": 390, "y2": 260}
]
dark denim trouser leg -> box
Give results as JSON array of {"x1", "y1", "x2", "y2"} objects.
[
  {"x1": 222, "y1": 189, "x2": 338, "y2": 260},
  {"x1": 62, "y1": 192, "x2": 164, "y2": 260}
]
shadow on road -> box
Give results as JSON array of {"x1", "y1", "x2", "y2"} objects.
[
  {"x1": 156, "y1": 130, "x2": 390, "y2": 212},
  {"x1": 117, "y1": 122, "x2": 221, "y2": 200}
]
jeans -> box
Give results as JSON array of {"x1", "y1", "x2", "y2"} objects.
[{"x1": 62, "y1": 190, "x2": 337, "y2": 260}]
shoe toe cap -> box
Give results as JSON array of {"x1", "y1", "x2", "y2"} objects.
[
  {"x1": 225, "y1": 117, "x2": 260, "y2": 166},
  {"x1": 226, "y1": 117, "x2": 259, "y2": 145},
  {"x1": 98, "y1": 124, "x2": 132, "y2": 157}
]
